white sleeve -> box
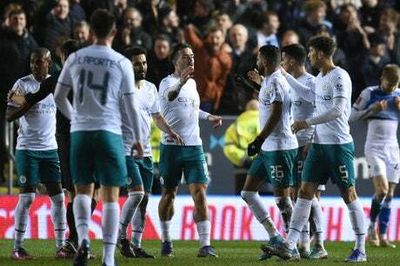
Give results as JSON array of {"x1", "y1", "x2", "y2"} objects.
[
  {"x1": 149, "y1": 84, "x2": 160, "y2": 114},
  {"x1": 349, "y1": 89, "x2": 373, "y2": 122},
  {"x1": 199, "y1": 110, "x2": 210, "y2": 120},
  {"x1": 285, "y1": 73, "x2": 316, "y2": 103},
  {"x1": 54, "y1": 83, "x2": 73, "y2": 120},
  {"x1": 57, "y1": 53, "x2": 74, "y2": 88},
  {"x1": 120, "y1": 59, "x2": 135, "y2": 94},
  {"x1": 306, "y1": 97, "x2": 346, "y2": 125},
  {"x1": 269, "y1": 78, "x2": 284, "y2": 102}
]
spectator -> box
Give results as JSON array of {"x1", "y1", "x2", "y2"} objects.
[
  {"x1": 252, "y1": 11, "x2": 280, "y2": 48},
  {"x1": 0, "y1": 7, "x2": 38, "y2": 184},
  {"x1": 147, "y1": 34, "x2": 174, "y2": 88},
  {"x1": 158, "y1": 7, "x2": 182, "y2": 45},
  {"x1": 295, "y1": 0, "x2": 332, "y2": 45},
  {"x1": 281, "y1": 29, "x2": 300, "y2": 47},
  {"x1": 69, "y1": 0, "x2": 86, "y2": 23},
  {"x1": 361, "y1": 33, "x2": 391, "y2": 87},
  {"x1": 223, "y1": 99, "x2": 260, "y2": 194},
  {"x1": 139, "y1": 0, "x2": 169, "y2": 36},
  {"x1": 220, "y1": 24, "x2": 257, "y2": 114},
  {"x1": 214, "y1": 10, "x2": 233, "y2": 36},
  {"x1": 72, "y1": 20, "x2": 90, "y2": 45},
  {"x1": 378, "y1": 8, "x2": 400, "y2": 65},
  {"x1": 113, "y1": 7, "x2": 152, "y2": 52},
  {"x1": 359, "y1": 0, "x2": 384, "y2": 34},
  {"x1": 190, "y1": 0, "x2": 214, "y2": 37},
  {"x1": 185, "y1": 24, "x2": 232, "y2": 113},
  {"x1": 34, "y1": 0, "x2": 73, "y2": 50}
]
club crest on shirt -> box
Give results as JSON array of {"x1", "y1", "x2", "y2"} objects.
[{"x1": 19, "y1": 175, "x2": 27, "y2": 184}]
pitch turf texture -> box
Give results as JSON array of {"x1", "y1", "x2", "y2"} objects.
[{"x1": 0, "y1": 240, "x2": 397, "y2": 265}]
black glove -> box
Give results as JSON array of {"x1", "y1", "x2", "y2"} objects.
[{"x1": 247, "y1": 136, "x2": 264, "y2": 156}]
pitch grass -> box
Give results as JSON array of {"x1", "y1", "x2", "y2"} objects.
[{"x1": 0, "y1": 240, "x2": 397, "y2": 265}]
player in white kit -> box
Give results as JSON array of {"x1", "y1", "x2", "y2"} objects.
[
  {"x1": 55, "y1": 9, "x2": 143, "y2": 266},
  {"x1": 265, "y1": 36, "x2": 367, "y2": 262},
  {"x1": 281, "y1": 44, "x2": 327, "y2": 259},
  {"x1": 350, "y1": 64, "x2": 400, "y2": 248},
  {"x1": 157, "y1": 43, "x2": 222, "y2": 258},
  {"x1": 7, "y1": 48, "x2": 68, "y2": 260},
  {"x1": 118, "y1": 47, "x2": 182, "y2": 259},
  {"x1": 241, "y1": 45, "x2": 298, "y2": 260}
]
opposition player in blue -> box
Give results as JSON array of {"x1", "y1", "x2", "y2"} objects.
[
  {"x1": 266, "y1": 36, "x2": 367, "y2": 262},
  {"x1": 55, "y1": 9, "x2": 143, "y2": 266},
  {"x1": 350, "y1": 64, "x2": 400, "y2": 248}
]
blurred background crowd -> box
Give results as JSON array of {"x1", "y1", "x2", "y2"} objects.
[{"x1": 0, "y1": 0, "x2": 399, "y2": 188}]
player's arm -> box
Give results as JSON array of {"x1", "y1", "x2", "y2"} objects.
[
  {"x1": 152, "y1": 113, "x2": 184, "y2": 145},
  {"x1": 25, "y1": 75, "x2": 56, "y2": 105},
  {"x1": 281, "y1": 69, "x2": 316, "y2": 103},
  {"x1": 54, "y1": 83, "x2": 73, "y2": 120},
  {"x1": 6, "y1": 81, "x2": 29, "y2": 122},
  {"x1": 6, "y1": 104, "x2": 31, "y2": 122},
  {"x1": 349, "y1": 89, "x2": 385, "y2": 122},
  {"x1": 199, "y1": 110, "x2": 223, "y2": 128},
  {"x1": 166, "y1": 66, "x2": 194, "y2": 101}
]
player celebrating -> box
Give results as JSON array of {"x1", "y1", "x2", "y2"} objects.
[
  {"x1": 118, "y1": 47, "x2": 183, "y2": 258},
  {"x1": 281, "y1": 44, "x2": 327, "y2": 259},
  {"x1": 7, "y1": 48, "x2": 68, "y2": 259},
  {"x1": 157, "y1": 43, "x2": 222, "y2": 258},
  {"x1": 266, "y1": 36, "x2": 367, "y2": 262},
  {"x1": 241, "y1": 45, "x2": 298, "y2": 259},
  {"x1": 54, "y1": 9, "x2": 143, "y2": 266},
  {"x1": 350, "y1": 64, "x2": 400, "y2": 248}
]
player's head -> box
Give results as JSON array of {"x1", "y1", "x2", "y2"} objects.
[
  {"x1": 281, "y1": 44, "x2": 307, "y2": 73},
  {"x1": 60, "y1": 39, "x2": 81, "y2": 64},
  {"x1": 257, "y1": 45, "x2": 281, "y2": 74},
  {"x1": 30, "y1": 48, "x2": 51, "y2": 81},
  {"x1": 170, "y1": 43, "x2": 194, "y2": 73},
  {"x1": 90, "y1": 9, "x2": 116, "y2": 40},
  {"x1": 307, "y1": 35, "x2": 336, "y2": 68},
  {"x1": 380, "y1": 64, "x2": 400, "y2": 92},
  {"x1": 124, "y1": 47, "x2": 147, "y2": 80}
]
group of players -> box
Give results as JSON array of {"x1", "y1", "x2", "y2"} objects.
[{"x1": 5, "y1": 7, "x2": 400, "y2": 266}]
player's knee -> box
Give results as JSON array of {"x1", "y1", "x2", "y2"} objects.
[
  {"x1": 376, "y1": 190, "x2": 388, "y2": 201},
  {"x1": 19, "y1": 192, "x2": 35, "y2": 208},
  {"x1": 240, "y1": 190, "x2": 252, "y2": 202},
  {"x1": 46, "y1": 182, "x2": 63, "y2": 196},
  {"x1": 298, "y1": 188, "x2": 314, "y2": 200}
]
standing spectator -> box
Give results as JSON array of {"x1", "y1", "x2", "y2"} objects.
[
  {"x1": 72, "y1": 20, "x2": 90, "y2": 45},
  {"x1": 361, "y1": 34, "x2": 391, "y2": 87},
  {"x1": 158, "y1": 7, "x2": 182, "y2": 46},
  {"x1": 281, "y1": 30, "x2": 300, "y2": 47},
  {"x1": 359, "y1": 0, "x2": 384, "y2": 34},
  {"x1": 220, "y1": 24, "x2": 256, "y2": 114},
  {"x1": 185, "y1": 24, "x2": 232, "y2": 113},
  {"x1": 253, "y1": 11, "x2": 280, "y2": 48},
  {"x1": 0, "y1": 8, "x2": 38, "y2": 184},
  {"x1": 378, "y1": 8, "x2": 400, "y2": 65},
  {"x1": 34, "y1": 0, "x2": 73, "y2": 50},
  {"x1": 113, "y1": 7, "x2": 152, "y2": 52},
  {"x1": 190, "y1": 0, "x2": 214, "y2": 37},
  {"x1": 214, "y1": 10, "x2": 233, "y2": 36},
  {"x1": 147, "y1": 34, "x2": 174, "y2": 88},
  {"x1": 69, "y1": 0, "x2": 86, "y2": 23},
  {"x1": 295, "y1": 0, "x2": 332, "y2": 45}
]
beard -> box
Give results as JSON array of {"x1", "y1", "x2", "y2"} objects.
[{"x1": 135, "y1": 72, "x2": 146, "y2": 80}]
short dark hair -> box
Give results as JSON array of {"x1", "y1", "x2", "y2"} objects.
[
  {"x1": 8, "y1": 7, "x2": 25, "y2": 18},
  {"x1": 154, "y1": 34, "x2": 172, "y2": 45},
  {"x1": 307, "y1": 36, "x2": 336, "y2": 56},
  {"x1": 259, "y1": 45, "x2": 281, "y2": 67},
  {"x1": 170, "y1": 43, "x2": 192, "y2": 63},
  {"x1": 61, "y1": 39, "x2": 81, "y2": 58},
  {"x1": 124, "y1": 47, "x2": 147, "y2": 59},
  {"x1": 281, "y1": 44, "x2": 307, "y2": 65},
  {"x1": 31, "y1": 47, "x2": 51, "y2": 59},
  {"x1": 90, "y1": 9, "x2": 116, "y2": 39}
]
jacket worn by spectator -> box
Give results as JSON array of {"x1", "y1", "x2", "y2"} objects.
[{"x1": 184, "y1": 26, "x2": 232, "y2": 113}]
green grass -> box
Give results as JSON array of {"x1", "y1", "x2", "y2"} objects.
[{"x1": 0, "y1": 240, "x2": 397, "y2": 265}]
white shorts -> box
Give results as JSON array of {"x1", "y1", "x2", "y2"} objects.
[
  {"x1": 317, "y1": 185, "x2": 326, "y2": 191},
  {"x1": 365, "y1": 143, "x2": 400, "y2": 184}
]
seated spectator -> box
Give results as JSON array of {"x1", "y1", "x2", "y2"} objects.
[
  {"x1": 34, "y1": 0, "x2": 73, "y2": 50},
  {"x1": 113, "y1": 7, "x2": 152, "y2": 52},
  {"x1": 295, "y1": 0, "x2": 332, "y2": 45},
  {"x1": 185, "y1": 24, "x2": 232, "y2": 113},
  {"x1": 147, "y1": 34, "x2": 173, "y2": 88},
  {"x1": 220, "y1": 24, "x2": 257, "y2": 114},
  {"x1": 378, "y1": 8, "x2": 400, "y2": 65},
  {"x1": 361, "y1": 33, "x2": 391, "y2": 87},
  {"x1": 72, "y1": 20, "x2": 90, "y2": 45}
]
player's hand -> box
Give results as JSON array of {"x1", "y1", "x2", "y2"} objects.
[
  {"x1": 131, "y1": 141, "x2": 144, "y2": 159},
  {"x1": 247, "y1": 68, "x2": 262, "y2": 85},
  {"x1": 11, "y1": 95, "x2": 27, "y2": 106},
  {"x1": 371, "y1": 100, "x2": 388, "y2": 113},
  {"x1": 170, "y1": 130, "x2": 185, "y2": 145},
  {"x1": 302, "y1": 143, "x2": 311, "y2": 159},
  {"x1": 180, "y1": 66, "x2": 194, "y2": 85},
  {"x1": 247, "y1": 136, "x2": 264, "y2": 156},
  {"x1": 394, "y1": 97, "x2": 400, "y2": 110},
  {"x1": 208, "y1": 115, "x2": 223, "y2": 128},
  {"x1": 291, "y1": 120, "x2": 309, "y2": 134}
]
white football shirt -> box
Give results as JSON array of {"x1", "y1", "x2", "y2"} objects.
[{"x1": 57, "y1": 44, "x2": 135, "y2": 135}]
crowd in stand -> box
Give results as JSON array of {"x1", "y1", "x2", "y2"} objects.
[{"x1": 0, "y1": 0, "x2": 399, "y2": 182}]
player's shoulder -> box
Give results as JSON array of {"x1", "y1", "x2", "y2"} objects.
[
  {"x1": 19, "y1": 74, "x2": 33, "y2": 83},
  {"x1": 159, "y1": 74, "x2": 176, "y2": 88},
  {"x1": 143, "y1": 80, "x2": 157, "y2": 92},
  {"x1": 332, "y1": 67, "x2": 351, "y2": 80},
  {"x1": 393, "y1": 88, "x2": 400, "y2": 96}
]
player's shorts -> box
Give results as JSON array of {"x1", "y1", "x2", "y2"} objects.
[
  {"x1": 292, "y1": 145, "x2": 306, "y2": 187},
  {"x1": 365, "y1": 142, "x2": 400, "y2": 183},
  {"x1": 248, "y1": 149, "x2": 297, "y2": 188},
  {"x1": 302, "y1": 143, "x2": 356, "y2": 189},
  {"x1": 159, "y1": 144, "x2": 209, "y2": 188},
  {"x1": 126, "y1": 156, "x2": 154, "y2": 192},
  {"x1": 70, "y1": 130, "x2": 126, "y2": 187},
  {"x1": 15, "y1": 149, "x2": 61, "y2": 187},
  {"x1": 56, "y1": 134, "x2": 74, "y2": 191}
]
